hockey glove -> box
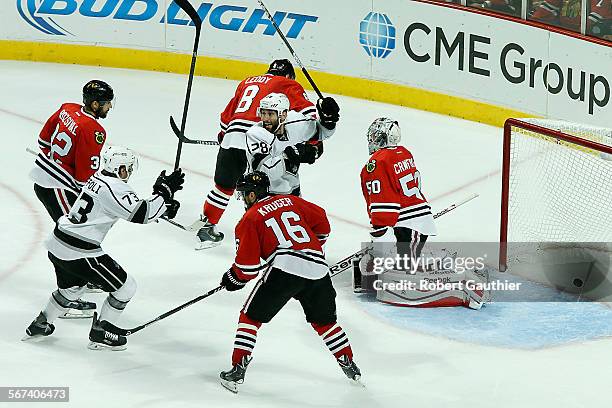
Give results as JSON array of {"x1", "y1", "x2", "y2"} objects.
[
  {"x1": 164, "y1": 199, "x2": 180, "y2": 219},
  {"x1": 317, "y1": 97, "x2": 340, "y2": 130},
  {"x1": 221, "y1": 268, "x2": 247, "y2": 292},
  {"x1": 284, "y1": 143, "x2": 318, "y2": 165},
  {"x1": 153, "y1": 168, "x2": 185, "y2": 202}
]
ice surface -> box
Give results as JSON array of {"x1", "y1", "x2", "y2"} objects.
[{"x1": 1, "y1": 61, "x2": 611, "y2": 407}]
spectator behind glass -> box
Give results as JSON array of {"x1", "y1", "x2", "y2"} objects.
[{"x1": 530, "y1": 0, "x2": 611, "y2": 38}]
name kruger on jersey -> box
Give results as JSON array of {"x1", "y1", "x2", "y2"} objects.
[{"x1": 232, "y1": 195, "x2": 331, "y2": 281}]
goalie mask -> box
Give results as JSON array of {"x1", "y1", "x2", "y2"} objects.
[
  {"x1": 101, "y1": 145, "x2": 139, "y2": 182},
  {"x1": 367, "y1": 118, "x2": 401, "y2": 155},
  {"x1": 257, "y1": 93, "x2": 290, "y2": 133}
]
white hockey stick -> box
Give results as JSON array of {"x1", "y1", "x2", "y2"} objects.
[{"x1": 329, "y1": 193, "x2": 479, "y2": 278}]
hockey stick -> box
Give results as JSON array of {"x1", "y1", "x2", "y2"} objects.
[
  {"x1": 171, "y1": 0, "x2": 203, "y2": 169},
  {"x1": 101, "y1": 285, "x2": 224, "y2": 336},
  {"x1": 170, "y1": 116, "x2": 219, "y2": 146},
  {"x1": 329, "y1": 193, "x2": 480, "y2": 278},
  {"x1": 257, "y1": 0, "x2": 323, "y2": 99},
  {"x1": 170, "y1": 116, "x2": 316, "y2": 146}
]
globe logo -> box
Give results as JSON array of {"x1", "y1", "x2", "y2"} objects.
[{"x1": 359, "y1": 12, "x2": 396, "y2": 59}]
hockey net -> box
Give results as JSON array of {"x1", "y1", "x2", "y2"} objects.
[{"x1": 499, "y1": 118, "x2": 612, "y2": 273}]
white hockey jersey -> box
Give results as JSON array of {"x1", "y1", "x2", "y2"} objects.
[
  {"x1": 46, "y1": 172, "x2": 168, "y2": 260},
  {"x1": 244, "y1": 111, "x2": 335, "y2": 194}
]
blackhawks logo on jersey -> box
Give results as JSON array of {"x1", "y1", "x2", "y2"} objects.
[
  {"x1": 95, "y1": 131, "x2": 105, "y2": 145},
  {"x1": 366, "y1": 160, "x2": 376, "y2": 173}
]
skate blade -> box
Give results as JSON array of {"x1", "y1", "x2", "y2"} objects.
[
  {"x1": 195, "y1": 241, "x2": 222, "y2": 250},
  {"x1": 59, "y1": 309, "x2": 95, "y2": 319},
  {"x1": 87, "y1": 341, "x2": 127, "y2": 351},
  {"x1": 219, "y1": 379, "x2": 239, "y2": 394},
  {"x1": 21, "y1": 334, "x2": 49, "y2": 342},
  {"x1": 350, "y1": 376, "x2": 366, "y2": 388}
]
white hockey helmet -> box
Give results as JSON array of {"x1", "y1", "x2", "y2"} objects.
[
  {"x1": 257, "y1": 92, "x2": 290, "y2": 119},
  {"x1": 101, "y1": 145, "x2": 139, "y2": 181},
  {"x1": 367, "y1": 118, "x2": 401, "y2": 154}
]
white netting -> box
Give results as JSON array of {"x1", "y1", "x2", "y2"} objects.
[{"x1": 507, "y1": 119, "x2": 612, "y2": 243}]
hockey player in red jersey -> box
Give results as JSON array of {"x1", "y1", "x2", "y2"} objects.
[
  {"x1": 357, "y1": 118, "x2": 488, "y2": 309},
  {"x1": 530, "y1": 0, "x2": 612, "y2": 34},
  {"x1": 218, "y1": 171, "x2": 361, "y2": 393},
  {"x1": 29, "y1": 79, "x2": 115, "y2": 317},
  {"x1": 195, "y1": 59, "x2": 339, "y2": 250}
]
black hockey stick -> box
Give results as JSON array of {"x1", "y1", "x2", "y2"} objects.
[
  {"x1": 171, "y1": 0, "x2": 203, "y2": 169},
  {"x1": 170, "y1": 116, "x2": 219, "y2": 145},
  {"x1": 257, "y1": 0, "x2": 323, "y2": 99},
  {"x1": 101, "y1": 285, "x2": 224, "y2": 336},
  {"x1": 329, "y1": 193, "x2": 480, "y2": 278},
  {"x1": 170, "y1": 116, "x2": 315, "y2": 145}
]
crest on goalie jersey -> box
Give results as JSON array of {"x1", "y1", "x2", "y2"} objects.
[
  {"x1": 95, "y1": 131, "x2": 106, "y2": 144},
  {"x1": 366, "y1": 160, "x2": 377, "y2": 173}
]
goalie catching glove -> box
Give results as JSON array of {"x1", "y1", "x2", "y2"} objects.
[
  {"x1": 317, "y1": 97, "x2": 340, "y2": 130},
  {"x1": 153, "y1": 168, "x2": 185, "y2": 202}
]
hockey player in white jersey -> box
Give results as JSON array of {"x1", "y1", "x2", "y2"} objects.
[
  {"x1": 23, "y1": 146, "x2": 185, "y2": 350},
  {"x1": 195, "y1": 92, "x2": 339, "y2": 248},
  {"x1": 245, "y1": 92, "x2": 337, "y2": 195}
]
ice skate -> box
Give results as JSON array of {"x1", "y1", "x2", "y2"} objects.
[
  {"x1": 59, "y1": 299, "x2": 96, "y2": 319},
  {"x1": 195, "y1": 215, "x2": 224, "y2": 250},
  {"x1": 337, "y1": 355, "x2": 362, "y2": 383},
  {"x1": 219, "y1": 356, "x2": 251, "y2": 393},
  {"x1": 88, "y1": 313, "x2": 127, "y2": 351},
  {"x1": 22, "y1": 312, "x2": 55, "y2": 341}
]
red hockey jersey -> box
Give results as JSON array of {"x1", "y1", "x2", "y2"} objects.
[
  {"x1": 531, "y1": 0, "x2": 611, "y2": 32},
  {"x1": 219, "y1": 74, "x2": 315, "y2": 146},
  {"x1": 360, "y1": 146, "x2": 436, "y2": 235},
  {"x1": 232, "y1": 195, "x2": 330, "y2": 281},
  {"x1": 31, "y1": 103, "x2": 107, "y2": 193}
]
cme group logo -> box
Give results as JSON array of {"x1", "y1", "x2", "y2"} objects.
[
  {"x1": 359, "y1": 12, "x2": 396, "y2": 59},
  {"x1": 17, "y1": 0, "x2": 70, "y2": 35}
]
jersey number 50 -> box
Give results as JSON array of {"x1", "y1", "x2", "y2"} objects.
[
  {"x1": 366, "y1": 171, "x2": 424, "y2": 199},
  {"x1": 264, "y1": 211, "x2": 311, "y2": 247}
]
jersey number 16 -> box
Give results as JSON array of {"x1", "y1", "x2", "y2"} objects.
[{"x1": 264, "y1": 211, "x2": 311, "y2": 247}]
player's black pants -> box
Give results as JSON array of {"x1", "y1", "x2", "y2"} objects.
[
  {"x1": 48, "y1": 252, "x2": 127, "y2": 292},
  {"x1": 395, "y1": 226, "x2": 428, "y2": 259},
  {"x1": 214, "y1": 147, "x2": 247, "y2": 190},
  {"x1": 34, "y1": 184, "x2": 78, "y2": 222},
  {"x1": 242, "y1": 268, "x2": 337, "y2": 324}
]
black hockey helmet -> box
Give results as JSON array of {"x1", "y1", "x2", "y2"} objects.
[
  {"x1": 83, "y1": 80, "x2": 114, "y2": 106},
  {"x1": 267, "y1": 59, "x2": 295, "y2": 80},
  {"x1": 236, "y1": 171, "x2": 270, "y2": 200}
]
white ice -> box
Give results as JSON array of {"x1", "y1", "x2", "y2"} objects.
[{"x1": 1, "y1": 60, "x2": 610, "y2": 407}]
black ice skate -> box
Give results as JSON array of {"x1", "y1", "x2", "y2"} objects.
[
  {"x1": 86, "y1": 282, "x2": 103, "y2": 293},
  {"x1": 337, "y1": 355, "x2": 362, "y2": 382},
  {"x1": 195, "y1": 215, "x2": 224, "y2": 250},
  {"x1": 22, "y1": 312, "x2": 55, "y2": 341},
  {"x1": 88, "y1": 312, "x2": 127, "y2": 351},
  {"x1": 219, "y1": 356, "x2": 252, "y2": 393},
  {"x1": 59, "y1": 299, "x2": 96, "y2": 319}
]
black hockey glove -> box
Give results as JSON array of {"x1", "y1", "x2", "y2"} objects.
[
  {"x1": 317, "y1": 97, "x2": 340, "y2": 130},
  {"x1": 153, "y1": 168, "x2": 185, "y2": 202},
  {"x1": 164, "y1": 199, "x2": 180, "y2": 219},
  {"x1": 221, "y1": 268, "x2": 247, "y2": 292},
  {"x1": 284, "y1": 143, "x2": 318, "y2": 165}
]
